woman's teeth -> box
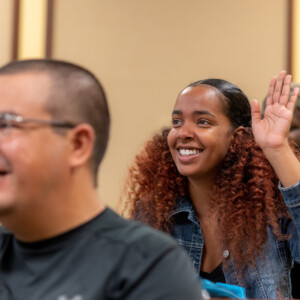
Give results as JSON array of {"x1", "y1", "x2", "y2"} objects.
[{"x1": 179, "y1": 149, "x2": 201, "y2": 156}]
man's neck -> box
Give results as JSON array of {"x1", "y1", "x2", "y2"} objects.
[{"x1": 1, "y1": 183, "x2": 106, "y2": 242}]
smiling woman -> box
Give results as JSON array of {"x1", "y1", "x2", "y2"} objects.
[
  {"x1": 120, "y1": 71, "x2": 300, "y2": 299},
  {"x1": 167, "y1": 82, "x2": 248, "y2": 182}
]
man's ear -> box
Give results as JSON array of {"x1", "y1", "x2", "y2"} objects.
[{"x1": 67, "y1": 124, "x2": 95, "y2": 168}]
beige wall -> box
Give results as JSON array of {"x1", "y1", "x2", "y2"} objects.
[
  {"x1": 52, "y1": 0, "x2": 287, "y2": 209},
  {"x1": 0, "y1": 0, "x2": 14, "y2": 65}
]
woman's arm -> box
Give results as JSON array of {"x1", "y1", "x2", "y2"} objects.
[{"x1": 251, "y1": 71, "x2": 300, "y2": 187}]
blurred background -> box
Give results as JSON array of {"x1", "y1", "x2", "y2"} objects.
[{"x1": 0, "y1": 0, "x2": 298, "y2": 209}]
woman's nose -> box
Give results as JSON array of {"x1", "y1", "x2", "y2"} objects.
[{"x1": 178, "y1": 122, "x2": 194, "y2": 140}]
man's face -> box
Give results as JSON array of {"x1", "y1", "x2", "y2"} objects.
[{"x1": 0, "y1": 72, "x2": 70, "y2": 220}]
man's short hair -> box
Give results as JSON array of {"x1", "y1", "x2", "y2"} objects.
[{"x1": 0, "y1": 59, "x2": 110, "y2": 183}]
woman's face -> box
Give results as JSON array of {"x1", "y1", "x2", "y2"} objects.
[{"x1": 167, "y1": 85, "x2": 235, "y2": 182}]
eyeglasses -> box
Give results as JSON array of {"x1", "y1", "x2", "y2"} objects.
[{"x1": 0, "y1": 112, "x2": 76, "y2": 135}]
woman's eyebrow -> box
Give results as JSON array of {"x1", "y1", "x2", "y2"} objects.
[
  {"x1": 193, "y1": 110, "x2": 215, "y2": 118},
  {"x1": 172, "y1": 109, "x2": 215, "y2": 118}
]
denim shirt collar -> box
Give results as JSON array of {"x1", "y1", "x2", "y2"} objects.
[{"x1": 168, "y1": 195, "x2": 199, "y2": 226}]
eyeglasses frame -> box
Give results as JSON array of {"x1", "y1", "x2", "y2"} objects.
[{"x1": 0, "y1": 113, "x2": 77, "y2": 132}]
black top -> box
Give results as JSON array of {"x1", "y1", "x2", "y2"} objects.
[
  {"x1": 200, "y1": 263, "x2": 226, "y2": 283},
  {"x1": 0, "y1": 208, "x2": 203, "y2": 300},
  {"x1": 291, "y1": 262, "x2": 300, "y2": 298}
]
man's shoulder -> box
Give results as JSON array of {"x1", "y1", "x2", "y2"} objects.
[
  {"x1": 91, "y1": 209, "x2": 203, "y2": 300},
  {"x1": 95, "y1": 208, "x2": 179, "y2": 254},
  {"x1": 0, "y1": 226, "x2": 13, "y2": 249},
  {"x1": 0, "y1": 226, "x2": 12, "y2": 238}
]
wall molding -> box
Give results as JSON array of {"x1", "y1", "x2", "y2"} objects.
[{"x1": 11, "y1": 0, "x2": 54, "y2": 60}]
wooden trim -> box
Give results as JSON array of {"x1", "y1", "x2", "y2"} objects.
[
  {"x1": 287, "y1": 0, "x2": 293, "y2": 74},
  {"x1": 45, "y1": 0, "x2": 54, "y2": 58},
  {"x1": 12, "y1": 0, "x2": 20, "y2": 60}
]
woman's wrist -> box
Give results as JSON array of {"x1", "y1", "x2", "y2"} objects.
[{"x1": 262, "y1": 142, "x2": 300, "y2": 187}]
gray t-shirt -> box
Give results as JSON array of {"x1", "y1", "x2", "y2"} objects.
[{"x1": 0, "y1": 208, "x2": 203, "y2": 300}]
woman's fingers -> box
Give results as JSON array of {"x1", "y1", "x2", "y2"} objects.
[
  {"x1": 273, "y1": 70, "x2": 286, "y2": 104},
  {"x1": 279, "y1": 74, "x2": 292, "y2": 106},
  {"x1": 287, "y1": 87, "x2": 300, "y2": 111},
  {"x1": 266, "y1": 76, "x2": 277, "y2": 107}
]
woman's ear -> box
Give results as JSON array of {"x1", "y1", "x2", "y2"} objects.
[
  {"x1": 67, "y1": 123, "x2": 95, "y2": 168},
  {"x1": 234, "y1": 126, "x2": 247, "y2": 135},
  {"x1": 229, "y1": 126, "x2": 247, "y2": 143}
]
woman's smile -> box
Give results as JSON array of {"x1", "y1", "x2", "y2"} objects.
[{"x1": 167, "y1": 85, "x2": 234, "y2": 180}]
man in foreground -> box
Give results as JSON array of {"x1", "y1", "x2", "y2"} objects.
[{"x1": 0, "y1": 59, "x2": 203, "y2": 300}]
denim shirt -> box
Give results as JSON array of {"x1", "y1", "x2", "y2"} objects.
[{"x1": 169, "y1": 182, "x2": 300, "y2": 299}]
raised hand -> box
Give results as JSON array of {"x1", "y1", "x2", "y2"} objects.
[
  {"x1": 251, "y1": 71, "x2": 300, "y2": 187},
  {"x1": 251, "y1": 71, "x2": 299, "y2": 151}
]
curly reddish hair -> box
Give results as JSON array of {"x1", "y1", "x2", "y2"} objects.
[{"x1": 121, "y1": 127, "x2": 299, "y2": 270}]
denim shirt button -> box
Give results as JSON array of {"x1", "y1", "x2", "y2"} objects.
[{"x1": 223, "y1": 250, "x2": 230, "y2": 258}]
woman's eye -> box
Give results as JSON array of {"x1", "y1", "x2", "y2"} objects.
[
  {"x1": 198, "y1": 119, "x2": 210, "y2": 126},
  {"x1": 172, "y1": 119, "x2": 182, "y2": 127}
]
